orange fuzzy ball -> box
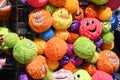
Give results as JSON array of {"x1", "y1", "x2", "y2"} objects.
[
  {"x1": 72, "y1": 7, "x2": 84, "y2": 20},
  {"x1": 97, "y1": 6, "x2": 112, "y2": 21},
  {"x1": 64, "y1": 0, "x2": 79, "y2": 13},
  {"x1": 85, "y1": 4, "x2": 99, "y2": 18},
  {"x1": 44, "y1": 37, "x2": 67, "y2": 61},
  {"x1": 101, "y1": 41, "x2": 114, "y2": 50},
  {"x1": 28, "y1": 8, "x2": 52, "y2": 33},
  {"x1": 49, "y1": 0, "x2": 66, "y2": 7},
  {"x1": 63, "y1": 62, "x2": 77, "y2": 73},
  {"x1": 46, "y1": 58, "x2": 59, "y2": 71},
  {"x1": 55, "y1": 29, "x2": 69, "y2": 41},
  {"x1": 34, "y1": 38, "x2": 46, "y2": 55},
  {"x1": 26, "y1": 55, "x2": 49, "y2": 79},
  {"x1": 67, "y1": 32, "x2": 79, "y2": 44},
  {"x1": 97, "y1": 50, "x2": 119, "y2": 73},
  {"x1": 82, "y1": 63, "x2": 97, "y2": 76}
]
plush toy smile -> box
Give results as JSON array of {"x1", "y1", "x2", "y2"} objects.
[{"x1": 79, "y1": 18, "x2": 102, "y2": 40}]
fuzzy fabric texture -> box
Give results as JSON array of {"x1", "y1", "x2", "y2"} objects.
[{"x1": 101, "y1": 22, "x2": 111, "y2": 33}]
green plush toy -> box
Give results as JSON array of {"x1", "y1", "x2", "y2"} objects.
[
  {"x1": 3, "y1": 33, "x2": 19, "y2": 48},
  {"x1": 43, "y1": 70, "x2": 53, "y2": 80},
  {"x1": 102, "y1": 32, "x2": 114, "y2": 44},
  {"x1": 73, "y1": 36, "x2": 96, "y2": 59},
  {"x1": 13, "y1": 38, "x2": 37, "y2": 64},
  {"x1": 101, "y1": 22, "x2": 111, "y2": 33},
  {"x1": 74, "y1": 69, "x2": 91, "y2": 80},
  {"x1": 0, "y1": 27, "x2": 9, "y2": 35},
  {"x1": 90, "y1": 0, "x2": 108, "y2": 5},
  {"x1": 85, "y1": 52, "x2": 99, "y2": 64},
  {"x1": 44, "y1": 3, "x2": 56, "y2": 14}
]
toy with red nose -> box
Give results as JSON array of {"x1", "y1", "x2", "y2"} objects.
[{"x1": 79, "y1": 18, "x2": 102, "y2": 40}]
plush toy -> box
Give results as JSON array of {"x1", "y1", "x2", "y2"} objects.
[
  {"x1": 74, "y1": 36, "x2": 96, "y2": 59},
  {"x1": 72, "y1": 7, "x2": 84, "y2": 20},
  {"x1": 92, "y1": 70, "x2": 113, "y2": 80},
  {"x1": 102, "y1": 32, "x2": 114, "y2": 44},
  {"x1": 110, "y1": 13, "x2": 119, "y2": 31},
  {"x1": 44, "y1": 3, "x2": 56, "y2": 14},
  {"x1": 105, "y1": 0, "x2": 120, "y2": 10},
  {"x1": 64, "y1": 0, "x2": 79, "y2": 13},
  {"x1": 0, "y1": 0, "x2": 12, "y2": 21},
  {"x1": 97, "y1": 6, "x2": 112, "y2": 21},
  {"x1": 66, "y1": 32, "x2": 79, "y2": 44},
  {"x1": 43, "y1": 70, "x2": 53, "y2": 80},
  {"x1": 28, "y1": 8, "x2": 52, "y2": 33},
  {"x1": 18, "y1": 72, "x2": 32, "y2": 80},
  {"x1": 90, "y1": 0, "x2": 108, "y2": 5},
  {"x1": 79, "y1": 18, "x2": 102, "y2": 40},
  {"x1": 44, "y1": 37, "x2": 67, "y2": 61},
  {"x1": 94, "y1": 37, "x2": 103, "y2": 48},
  {"x1": 21, "y1": 0, "x2": 26, "y2": 3},
  {"x1": 3, "y1": 33, "x2": 19, "y2": 48},
  {"x1": 68, "y1": 20, "x2": 80, "y2": 34},
  {"x1": 13, "y1": 38, "x2": 37, "y2": 64},
  {"x1": 49, "y1": 0, "x2": 66, "y2": 7},
  {"x1": 85, "y1": 52, "x2": 99, "y2": 64},
  {"x1": 97, "y1": 50, "x2": 119, "y2": 73},
  {"x1": 34, "y1": 38, "x2": 46, "y2": 55},
  {"x1": 67, "y1": 44, "x2": 74, "y2": 56},
  {"x1": 26, "y1": 55, "x2": 48, "y2": 79},
  {"x1": 46, "y1": 58, "x2": 59, "y2": 71},
  {"x1": 27, "y1": 0, "x2": 48, "y2": 8},
  {"x1": 101, "y1": 21, "x2": 111, "y2": 33},
  {"x1": 112, "y1": 73, "x2": 120, "y2": 80},
  {"x1": 39, "y1": 28, "x2": 55, "y2": 41},
  {"x1": 52, "y1": 69, "x2": 74, "y2": 80},
  {"x1": 101, "y1": 41, "x2": 114, "y2": 50},
  {"x1": 85, "y1": 4, "x2": 99, "y2": 18},
  {"x1": 0, "y1": 58, "x2": 6, "y2": 69},
  {"x1": 74, "y1": 69, "x2": 91, "y2": 80},
  {"x1": 82, "y1": 62, "x2": 96, "y2": 76},
  {"x1": 52, "y1": 8, "x2": 72, "y2": 30},
  {"x1": 63, "y1": 62, "x2": 77, "y2": 73},
  {"x1": 55, "y1": 29, "x2": 69, "y2": 41}
]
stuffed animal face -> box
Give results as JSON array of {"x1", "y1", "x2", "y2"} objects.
[
  {"x1": 29, "y1": 9, "x2": 52, "y2": 33},
  {"x1": 97, "y1": 50, "x2": 119, "y2": 73},
  {"x1": 72, "y1": 7, "x2": 84, "y2": 20},
  {"x1": 52, "y1": 69, "x2": 74, "y2": 80},
  {"x1": 52, "y1": 8, "x2": 72, "y2": 30},
  {"x1": 79, "y1": 18, "x2": 102, "y2": 40}
]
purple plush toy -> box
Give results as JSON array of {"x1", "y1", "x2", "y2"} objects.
[
  {"x1": 21, "y1": 0, "x2": 27, "y2": 3},
  {"x1": 94, "y1": 37, "x2": 103, "y2": 48},
  {"x1": 67, "y1": 44, "x2": 74, "y2": 56},
  {"x1": 18, "y1": 72, "x2": 31, "y2": 80},
  {"x1": 68, "y1": 20, "x2": 80, "y2": 34}
]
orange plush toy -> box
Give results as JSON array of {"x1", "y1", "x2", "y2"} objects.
[
  {"x1": 28, "y1": 8, "x2": 52, "y2": 33},
  {"x1": 97, "y1": 50, "x2": 119, "y2": 73}
]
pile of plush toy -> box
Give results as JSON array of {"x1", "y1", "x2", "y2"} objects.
[{"x1": 0, "y1": 0, "x2": 120, "y2": 80}]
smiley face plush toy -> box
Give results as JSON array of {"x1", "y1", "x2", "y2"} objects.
[
  {"x1": 97, "y1": 50, "x2": 119, "y2": 73},
  {"x1": 79, "y1": 18, "x2": 102, "y2": 40},
  {"x1": 52, "y1": 69, "x2": 74, "y2": 80},
  {"x1": 52, "y1": 8, "x2": 72, "y2": 30},
  {"x1": 28, "y1": 8, "x2": 52, "y2": 33}
]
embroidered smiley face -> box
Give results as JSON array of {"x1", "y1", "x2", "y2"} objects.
[
  {"x1": 79, "y1": 18, "x2": 102, "y2": 40},
  {"x1": 28, "y1": 9, "x2": 52, "y2": 33}
]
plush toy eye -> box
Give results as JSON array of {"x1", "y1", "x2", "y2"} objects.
[
  {"x1": 85, "y1": 22, "x2": 89, "y2": 26},
  {"x1": 34, "y1": 11, "x2": 42, "y2": 16},
  {"x1": 74, "y1": 74, "x2": 80, "y2": 79},
  {"x1": 90, "y1": 20, "x2": 94, "y2": 24},
  {"x1": 106, "y1": 52, "x2": 112, "y2": 56}
]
